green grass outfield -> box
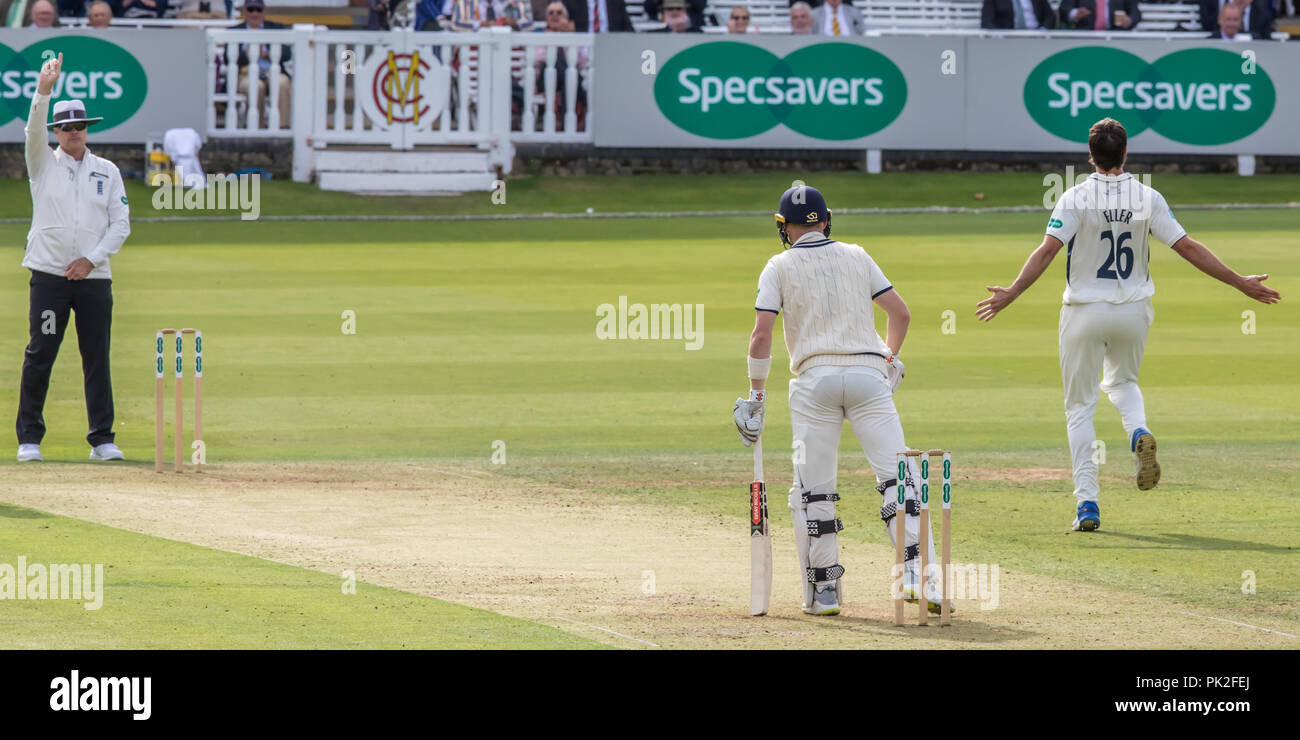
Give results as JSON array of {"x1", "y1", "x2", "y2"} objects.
[
  {"x1": 0, "y1": 171, "x2": 1296, "y2": 647},
  {"x1": 0, "y1": 170, "x2": 1298, "y2": 219}
]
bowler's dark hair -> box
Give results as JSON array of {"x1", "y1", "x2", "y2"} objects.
[{"x1": 1089, "y1": 118, "x2": 1127, "y2": 171}]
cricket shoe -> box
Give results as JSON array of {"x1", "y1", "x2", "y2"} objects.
[
  {"x1": 805, "y1": 584, "x2": 840, "y2": 616},
  {"x1": 16, "y1": 444, "x2": 42, "y2": 462},
  {"x1": 1131, "y1": 428, "x2": 1160, "y2": 491},
  {"x1": 1072, "y1": 501, "x2": 1100, "y2": 532},
  {"x1": 903, "y1": 587, "x2": 955, "y2": 615},
  {"x1": 90, "y1": 443, "x2": 125, "y2": 461}
]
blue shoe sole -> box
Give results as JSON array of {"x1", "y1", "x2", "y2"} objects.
[{"x1": 1134, "y1": 433, "x2": 1160, "y2": 491}]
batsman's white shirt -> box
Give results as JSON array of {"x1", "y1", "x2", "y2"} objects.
[
  {"x1": 754, "y1": 232, "x2": 893, "y2": 376},
  {"x1": 1045, "y1": 173, "x2": 1185, "y2": 503}
]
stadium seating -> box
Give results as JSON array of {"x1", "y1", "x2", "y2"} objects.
[{"x1": 698, "y1": 0, "x2": 1213, "y2": 34}]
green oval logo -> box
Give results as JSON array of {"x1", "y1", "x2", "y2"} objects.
[
  {"x1": 779, "y1": 43, "x2": 906, "y2": 140},
  {"x1": 655, "y1": 42, "x2": 785, "y2": 140},
  {"x1": 1024, "y1": 47, "x2": 1152, "y2": 143},
  {"x1": 1145, "y1": 48, "x2": 1275, "y2": 146},
  {"x1": 1024, "y1": 46, "x2": 1274, "y2": 146},
  {"x1": 655, "y1": 42, "x2": 906, "y2": 140},
  {"x1": 3, "y1": 37, "x2": 148, "y2": 132}
]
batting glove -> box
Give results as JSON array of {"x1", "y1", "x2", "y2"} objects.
[
  {"x1": 886, "y1": 354, "x2": 905, "y2": 393},
  {"x1": 733, "y1": 389, "x2": 766, "y2": 447}
]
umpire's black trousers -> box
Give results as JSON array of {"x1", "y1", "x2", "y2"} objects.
[{"x1": 16, "y1": 270, "x2": 115, "y2": 447}]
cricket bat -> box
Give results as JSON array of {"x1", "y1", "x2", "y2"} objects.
[{"x1": 749, "y1": 437, "x2": 772, "y2": 616}]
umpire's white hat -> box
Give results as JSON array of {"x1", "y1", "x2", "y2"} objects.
[{"x1": 47, "y1": 99, "x2": 104, "y2": 129}]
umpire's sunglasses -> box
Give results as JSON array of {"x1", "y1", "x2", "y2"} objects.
[{"x1": 59, "y1": 122, "x2": 88, "y2": 132}]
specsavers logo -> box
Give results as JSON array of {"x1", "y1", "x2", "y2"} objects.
[
  {"x1": 655, "y1": 42, "x2": 907, "y2": 140},
  {"x1": 0, "y1": 37, "x2": 148, "y2": 131},
  {"x1": 1024, "y1": 47, "x2": 1275, "y2": 146}
]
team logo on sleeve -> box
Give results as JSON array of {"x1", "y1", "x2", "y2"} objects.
[{"x1": 1048, "y1": 218, "x2": 1063, "y2": 229}]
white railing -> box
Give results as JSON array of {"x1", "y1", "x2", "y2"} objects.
[
  {"x1": 62, "y1": 17, "x2": 239, "y2": 28},
  {"x1": 204, "y1": 26, "x2": 594, "y2": 180},
  {"x1": 208, "y1": 28, "x2": 297, "y2": 137}
]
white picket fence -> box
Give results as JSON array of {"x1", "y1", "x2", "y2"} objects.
[{"x1": 205, "y1": 26, "x2": 594, "y2": 182}]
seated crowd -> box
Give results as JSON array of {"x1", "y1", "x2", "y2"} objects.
[{"x1": 23, "y1": 0, "x2": 1293, "y2": 38}]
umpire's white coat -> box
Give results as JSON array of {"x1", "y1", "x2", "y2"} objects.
[{"x1": 24, "y1": 93, "x2": 131, "y2": 280}]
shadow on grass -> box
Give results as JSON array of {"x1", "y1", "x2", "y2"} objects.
[
  {"x1": 1091, "y1": 530, "x2": 1295, "y2": 553},
  {"x1": 0, "y1": 503, "x2": 51, "y2": 519},
  {"x1": 759, "y1": 611, "x2": 1033, "y2": 646}
]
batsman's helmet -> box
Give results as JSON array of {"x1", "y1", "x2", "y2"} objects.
[{"x1": 775, "y1": 184, "x2": 831, "y2": 247}]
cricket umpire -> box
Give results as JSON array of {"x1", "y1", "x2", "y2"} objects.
[
  {"x1": 16, "y1": 54, "x2": 130, "y2": 462},
  {"x1": 734, "y1": 184, "x2": 944, "y2": 616}
]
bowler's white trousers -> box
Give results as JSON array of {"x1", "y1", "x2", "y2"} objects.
[{"x1": 1059, "y1": 299, "x2": 1154, "y2": 503}]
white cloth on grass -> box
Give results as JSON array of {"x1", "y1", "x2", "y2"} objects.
[{"x1": 164, "y1": 127, "x2": 207, "y2": 189}]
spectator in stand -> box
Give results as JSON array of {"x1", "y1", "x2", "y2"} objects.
[
  {"x1": 790, "y1": 1, "x2": 815, "y2": 33},
  {"x1": 56, "y1": 0, "x2": 86, "y2": 17},
  {"x1": 981, "y1": 0, "x2": 1057, "y2": 28},
  {"x1": 650, "y1": 0, "x2": 699, "y2": 30},
  {"x1": 814, "y1": 0, "x2": 864, "y2": 34},
  {"x1": 120, "y1": 0, "x2": 168, "y2": 18},
  {"x1": 1209, "y1": 2, "x2": 1252, "y2": 37},
  {"x1": 415, "y1": 0, "x2": 447, "y2": 29},
  {"x1": 176, "y1": 0, "x2": 229, "y2": 18},
  {"x1": 726, "y1": 4, "x2": 754, "y2": 33},
  {"x1": 27, "y1": 0, "x2": 61, "y2": 26},
  {"x1": 534, "y1": 2, "x2": 588, "y2": 127},
  {"x1": 368, "y1": 0, "x2": 394, "y2": 28},
  {"x1": 228, "y1": 0, "x2": 292, "y2": 127},
  {"x1": 562, "y1": 0, "x2": 633, "y2": 30},
  {"x1": 539, "y1": 0, "x2": 574, "y2": 30},
  {"x1": 1200, "y1": 0, "x2": 1274, "y2": 38},
  {"x1": 1058, "y1": 0, "x2": 1139, "y2": 29},
  {"x1": 449, "y1": 0, "x2": 537, "y2": 30},
  {"x1": 644, "y1": 0, "x2": 706, "y2": 30},
  {"x1": 87, "y1": 0, "x2": 114, "y2": 25}
]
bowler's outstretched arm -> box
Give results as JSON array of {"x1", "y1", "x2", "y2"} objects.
[
  {"x1": 1170, "y1": 236, "x2": 1281, "y2": 304},
  {"x1": 976, "y1": 236, "x2": 1064, "y2": 322}
]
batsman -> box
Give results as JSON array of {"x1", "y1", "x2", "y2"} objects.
[{"x1": 733, "y1": 184, "x2": 945, "y2": 616}]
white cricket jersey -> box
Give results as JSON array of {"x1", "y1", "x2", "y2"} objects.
[
  {"x1": 755, "y1": 231, "x2": 894, "y2": 376},
  {"x1": 1046, "y1": 172, "x2": 1186, "y2": 305}
]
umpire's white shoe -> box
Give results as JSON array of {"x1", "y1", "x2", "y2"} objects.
[
  {"x1": 806, "y1": 584, "x2": 841, "y2": 616},
  {"x1": 89, "y1": 443, "x2": 125, "y2": 461},
  {"x1": 17, "y1": 444, "x2": 42, "y2": 462}
]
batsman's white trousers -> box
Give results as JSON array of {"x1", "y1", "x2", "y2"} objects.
[
  {"x1": 1059, "y1": 299, "x2": 1153, "y2": 503},
  {"x1": 788, "y1": 363, "x2": 936, "y2": 596}
]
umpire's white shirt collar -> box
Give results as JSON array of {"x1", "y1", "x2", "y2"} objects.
[{"x1": 52, "y1": 145, "x2": 91, "y2": 168}]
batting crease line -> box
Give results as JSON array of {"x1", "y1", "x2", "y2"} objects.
[
  {"x1": 1179, "y1": 611, "x2": 1297, "y2": 639},
  {"x1": 553, "y1": 616, "x2": 660, "y2": 648},
  {"x1": 1, "y1": 202, "x2": 1296, "y2": 224}
]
